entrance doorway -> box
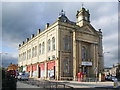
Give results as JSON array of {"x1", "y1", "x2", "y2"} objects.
[
  {"x1": 38, "y1": 67, "x2": 41, "y2": 78},
  {"x1": 53, "y1": 66, "x2": 55, "y2": 79}
]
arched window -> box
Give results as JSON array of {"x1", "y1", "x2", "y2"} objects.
[
  {"x1": 48, "y1": 39, "x2": 51, "y2": 51},
  {"x1": 52, "y1": 37, "x2": 55, "y2": 50},
  {"x1": 42, "y1": 42, "x2": 45, "y2": 54},
  {"x1": 35, "y1": 46, "x2": 37, "y2": 57},
  {"x1": 29, "y1": 49, "x2": 31, "y2": 59},
  {"x1": 39, "y1": 44, "x2": 41, "y2": 54},
  {"x1": 32, "y1": 47, "x2": 34, "y2": 58},
  {"x1": 82, "y1": 46, "x2": 87, "y2": 60}
]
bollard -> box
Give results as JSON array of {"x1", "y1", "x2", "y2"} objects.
[{"x1": 113, "y1": 78, "x2": 118, "y2": 88}]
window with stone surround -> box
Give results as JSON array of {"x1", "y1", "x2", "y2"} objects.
[
  {"x1": 39, "y1": 44, "x2": 41, "y2": 54},
  {"x1": 35, "y1": 46, "x2": 37, "y2": 57},
  {"x1": 29, "y1": 49, "x2": 31, "y2": 59},
  {"x1": 48, "y1": 39, "x2": 51, "y2": 51},
  {"x1": 42, "y1": 42, "x2": 45, "y2": 54},
  {"x1": 32, "y1": 47, "x2": 34, "y2": 58},
  {"x1": 64, "y1": 57, "x2": 70, "y2": 73},
  {"x1": 52, "y1": 37, "x2": 55, "y2": 50},
  {"x1": 64, "y1": 36, "x2": 70, "y2": 51},
  {"x1": 82, "y1": 46, "x2": 87, "y2": 60}
]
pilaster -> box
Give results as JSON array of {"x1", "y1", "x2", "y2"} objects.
[
  {"x1": 73, "y1": 31, "x2": 77, "y2": 80},
  {"x1": 45, "y1": 61, "x2": 47, "y2": 79}
]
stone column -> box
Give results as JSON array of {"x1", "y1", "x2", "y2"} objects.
[{"x1": 73, "y1": 31, "x2": 77, "y2": 81}]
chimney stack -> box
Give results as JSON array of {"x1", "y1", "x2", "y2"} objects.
[
  {"x1": 26, "y1": 38, "x2": 29, "y2": 42},
  {"x1": 37, "y1": 29, "x2": 41, "y2": 34},
  {"x1": 31, "y1": 34, "x2": 34, "y2": 39},
  {"x1": 99, "y1": 29, "x2": 101, "y2": 32},
  {"x1": 19, "y1": 44, "x2": 21, "y2": 47},
  {"x1": 46, "y1": 23, "x2": 49, "y2": 28},
  {"x1": 22, "y1": 41, "x2": 25, "y2": 45}
]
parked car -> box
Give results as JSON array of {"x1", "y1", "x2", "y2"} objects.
[
  {"x1": 17, "y1": 73, "x2": 29, "y2": 81},
  {"x1": 105, "y1": 76, "x2": 118, "y2": 82}
]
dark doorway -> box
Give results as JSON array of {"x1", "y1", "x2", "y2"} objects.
[
  {"x1": 38, "y1": 67, "x2": 41, "y2": 78},
  {"x1": 54, "y1": 66, "x2": 55, "y2": 79}
]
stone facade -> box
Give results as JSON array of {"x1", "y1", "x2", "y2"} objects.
[{"x1": 18, "y1": 7, "x2": 103, "y2": 80}]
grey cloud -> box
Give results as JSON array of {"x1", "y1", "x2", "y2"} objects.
[{"x1": 2, "y1": 53, "x2": 18, "y2": 67}]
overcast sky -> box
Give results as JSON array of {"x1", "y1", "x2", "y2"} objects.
[{"x1": 1, "y1": 2, "x2": 118, "y2": 67}]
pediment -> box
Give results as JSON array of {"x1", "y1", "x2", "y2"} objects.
[
  {"x1": 80, "y1": 25, "x2": 98, "y2": 35},
  {"x1": 83, "y1": 28, "x2": 93, "y2": 34}
]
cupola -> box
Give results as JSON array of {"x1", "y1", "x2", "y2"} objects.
[{"x1": 76, "y1": 7, "x2": 90, "y2": 27}]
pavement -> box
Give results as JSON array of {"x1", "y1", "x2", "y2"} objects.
[
  {"x1": 48, "y1": 80, "x2": 120, "y2": 88},
  {"x1": 23, "y1": 78, "x2": 120, "y2": 89}
]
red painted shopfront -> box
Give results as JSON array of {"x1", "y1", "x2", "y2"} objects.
[
  {"x1": 27, "y1": 65, "x2": 31, "y2": 72},
  {"x1": 32, "y1": 64, "x2": 37, "y2": 77},
  {"x1": 47, "y1": 60, "x2": 56, "y2": 78},
  {"x1": 38, "y1": 63, "x2": 45, "y2": 78}
]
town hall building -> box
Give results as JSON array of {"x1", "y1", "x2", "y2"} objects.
[{"x1": 18, "y1": 7, "x2": 103, "y2": 80}]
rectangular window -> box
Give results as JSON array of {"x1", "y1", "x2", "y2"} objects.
[{"x1": 64, "y1": 36, "x2": 70, "y2": 51}]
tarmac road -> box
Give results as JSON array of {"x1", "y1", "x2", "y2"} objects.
[{"x1": 17, "y1": 81, "x2": 39, "y2": 88}]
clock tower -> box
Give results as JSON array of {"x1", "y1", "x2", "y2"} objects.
[{"x1": 76, "y1": 7, "x2": 90, "y2": 27}]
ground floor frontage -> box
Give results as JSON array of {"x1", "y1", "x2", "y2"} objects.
[
  {"x1": 18, "y1": 60, "x2": 59, "y2": 80},
  {"x1": 18, "y1": 59, "x2": 105, "y2": 81}
]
